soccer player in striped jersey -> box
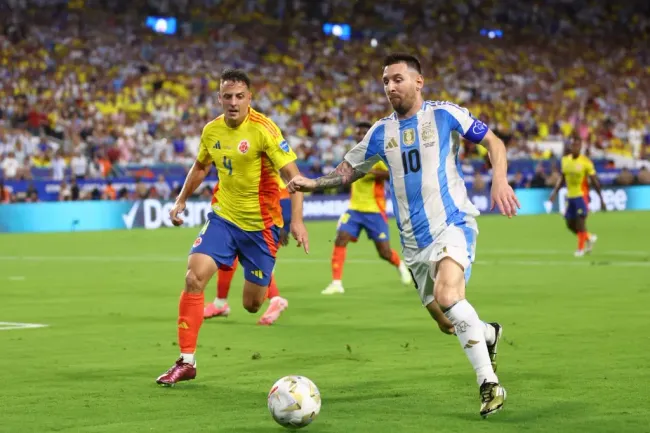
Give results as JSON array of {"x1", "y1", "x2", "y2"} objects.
[
  {"x1": 549, "y1": 136, "x2": 605, "y2": 256},
  {"x1": 203, "y1": 178, "x2": 291, "y2": 325},
  {"x1": 289, "y1": 53, "x2": 519, "y2": 417},
  {"x1": 156, "y1": 69, "x2": 309, "y2": 386},
  {"x1": 323, "y1": 121, "x2": 413, "y2": 295}
]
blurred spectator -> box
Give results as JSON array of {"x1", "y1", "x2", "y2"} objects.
[
  {"x1": 51, "y1": 151, "x2": 67, "y2": 181},
  {"x1": 154, "y1": 175, "x2": 171, "y2": 200},
  {"x1": 472, "y1": 172, "x2": 486, "y2": 193},
  {"x1": 637, "y1": 167, "x2": 650, "y2": 185},
  {"x1": 70, "y1": 151, "x2": 88, "y2": 180},
  {"x1": 529, "y1": 163, "x2": 547, "y2": 188},
  {"x1": 614, "y1": 168, "x2": 635, "y2": 186},
  {"x1": 0, "y1": 180, "x2": 13, "y2": 204},
  {"x1": 1, "y1": 152, "x2": 20, "y2": 179}
]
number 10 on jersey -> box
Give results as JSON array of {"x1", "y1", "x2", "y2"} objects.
[{"x1": 401, "y1": 149, "x2": 421, "y2": 174}]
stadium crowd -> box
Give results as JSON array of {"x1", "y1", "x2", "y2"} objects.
[{"x1": 0, "y1": 0, "x2": 649, "y2": 203}]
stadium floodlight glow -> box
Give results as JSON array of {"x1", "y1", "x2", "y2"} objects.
[
  {"x1": 332, "y1": 25, "x2": 343, "y2": 37},
  {"x1": 371, "y1": 38, "x2": 378, "y2": 48}
]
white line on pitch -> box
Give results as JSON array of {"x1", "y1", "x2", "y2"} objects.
[{"x1": 0, "y1": 322, "x2": 49, "y2": 331}]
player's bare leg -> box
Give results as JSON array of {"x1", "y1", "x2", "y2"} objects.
[
  {"x1": 204, "y1": 258, "x2": 238, "y2": 319},
  {"x1": 374, "y1": 240, "x2": 412, "y2": 285},
  {"x1": 434, "y1": 258, "x2": 506, "y2": 418},
  {"x1": 157, "y1": 253, "x2": 217, "y2": 386},
  {"x1": 258, "y1": 274, "x2": 289, "y2": 325},
  {"x1": 322, "y1": 231, "x2": 352, "y2": 294}
]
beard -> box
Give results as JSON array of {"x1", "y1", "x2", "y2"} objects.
[{"x1": 389, "y1": 94, "x2": 414, "y2": 116}]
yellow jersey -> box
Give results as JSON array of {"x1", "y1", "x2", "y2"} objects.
[
  {"x1": 348, "y1": 161, "x2": 388, "y2": 215},
  {"x1": 561, "y1": 154, "x2": 596, "y2": 198},
  {"x1": 197, "y1": 108, "x2": 297, "y2": 231}
]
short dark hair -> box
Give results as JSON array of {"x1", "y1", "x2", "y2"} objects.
[
  {"x1": 220, "y1": 68, "x2": 251, "y2": 88},
  {"x1": 356, "y1": 121, "x2": 372, "y2": 129},
  {"x1": 383, "y1": 53, "x2": 422, "y2": 74}
]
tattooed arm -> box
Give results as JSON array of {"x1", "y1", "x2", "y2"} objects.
[{"x1": 287, "y1": 161, "x2": 367, "y2": 193}]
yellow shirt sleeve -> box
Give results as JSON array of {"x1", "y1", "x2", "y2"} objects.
[
  {"x1": 261, "y1": 120, "x2": 297, "y2": 171},
  {"x1": 197, "y1": 124, "x2": 212, "y2": 164}
]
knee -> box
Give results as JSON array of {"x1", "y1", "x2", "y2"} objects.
[
  {"x1": 184, "y1": 269, "x2": 207, "y2": 294},
  {"x1": 434, "y1": 280, "x2": 462, "y2": 309},
  {"x1": 243, "y1": 298, "x2": 263, "y2": 313}
]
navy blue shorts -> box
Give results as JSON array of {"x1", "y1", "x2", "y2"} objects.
[
  {"x1": 337, "y1": 210, "x2": 390, "y2": 242},
  {"x1": 190, "y1": 212, "x2": 279, "y2": 286},
  {"x1": 565, "y1": 197, "x2": 588, "y2": 219}
]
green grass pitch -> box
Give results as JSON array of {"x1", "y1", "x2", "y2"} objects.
[{"x1": 1, "y1": 212, "x2": 649, "y2": 432}]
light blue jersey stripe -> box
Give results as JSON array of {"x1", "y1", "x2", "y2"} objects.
[
  {"x1": 460, "y1": 224, "x2": 475, "y2": 283},
  {"x1": 400, "y1": 117, "x2": 432, "y2": 248},
  {"x1": 365, "y1": 124, "x2": 386, "y2": 161},
  {"x1": 434, "y1": 110, "x2": 464, "y2": 225}
]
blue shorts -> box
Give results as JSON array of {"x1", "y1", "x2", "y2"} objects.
[
  {"x1": 565, "y1": 197, "x2": 588, "y2": 219},
  {"x1": 337, "y1": 210, "x2": 390, "y2": 242},
  {"x1": 190, "y1": 213, "x2": 279, "y2": 286},
  {"x1": 280, "y1": 198, "x2": 291, "y2": 228}
]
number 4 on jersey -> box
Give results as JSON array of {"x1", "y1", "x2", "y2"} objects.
[{"x1": 223, "y1": 156, "x2": 233, "y2": 175}]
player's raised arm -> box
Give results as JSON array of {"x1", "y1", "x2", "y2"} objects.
[
  {"x1": 288, "y1": 123, "x2": 382, "y2": 192},
  {"x1": 170, "y1": 130, "x2": 213, "y2": 226}
]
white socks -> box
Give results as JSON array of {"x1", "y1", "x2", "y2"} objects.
[
  {"x1": 181, "y1": 353, "x2": 195, "y2": 365},
  {"x1": 484, "y1": 322, "x2": 496, "y2": 346},
  {"x1": 444, "y1": 300, "x2": 498, "y2": 386},
  {"x1": 213, "y1": 298, "x2": 227, "y2": 308}
]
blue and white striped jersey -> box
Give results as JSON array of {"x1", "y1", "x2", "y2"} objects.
[{"x1": 344, "y1": 101, "x2": 489, "y2": 249}]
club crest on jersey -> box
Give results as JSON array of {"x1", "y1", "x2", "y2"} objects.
[
  {"x1": 279, "y1": 139, "x2": 290, "y2": 153},
  {"x1": 421, "y1": 123, "x2": 434, "y2": 142},
  {"x1": 402, "y1": 128, "x2": 416, "y2": 146},
  {"x1": 238, "y1": 140, "x2": 250, "y2": 154},
  {"x1": 193, "y1": 237, "x2": 202, "y2": 248}
]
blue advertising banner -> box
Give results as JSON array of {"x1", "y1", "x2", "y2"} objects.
[{"x1": 1, "y1": 186, "x2": 649, "y2": 234}]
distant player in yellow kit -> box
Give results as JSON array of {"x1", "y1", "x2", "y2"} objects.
[
  {"x1": 322, "y1": 122, "x2": 413, "y2": 295},
  {"x1": 549, "y1": 136, "x2": 605, "y2": 257}
]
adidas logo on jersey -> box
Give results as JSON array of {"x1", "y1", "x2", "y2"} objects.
[
  {"x1": 213, "y1": 141, "x2": 221, "y2": 149},
  {"x1": 385, "y1": 138, "x2": 398, "y2": 149}
]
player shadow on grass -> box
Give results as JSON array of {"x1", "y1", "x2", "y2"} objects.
[{"x1": 447, "y1": 400, "x2": 587, "y2": 423}]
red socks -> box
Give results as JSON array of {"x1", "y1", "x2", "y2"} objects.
[
  {"x1": 389, "y1": 249, "x2": 401, "y2": 267},
  {"x1": 178, "y1": 291, "x2": 204, "y2": 354},
  {"x1": 266, "y1": 274, "x2": 279, "y2": 299},
  {"x1": 332, "y1": 246, "x2": 346, "y2": 280},
  {"x1": 577, "y1": 231, "x2": 587, "y2": 251},
  {"x1": 217, "y1": 257, "x2": 239, "y2": 299}
]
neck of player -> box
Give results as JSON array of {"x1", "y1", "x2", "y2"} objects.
[
  {"x1": 396, "y1": 96, "x2": 424, "y2": 120},
  {"x1": 225, "y1": 117, "x2": 245, "y2": 128}
]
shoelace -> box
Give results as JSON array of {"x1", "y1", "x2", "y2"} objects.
[{"x1": 480, "y1": 384, "x2": 495, "y2": 402}]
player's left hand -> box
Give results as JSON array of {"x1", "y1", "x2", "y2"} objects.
[
  {"x1": 278, "y1": 227, "x2": 290, "y2": 247},
  {"x1": 490, "y1": 178, "x2": 521, "y2": 218},
  {"x1": 287, "y1": 175, "x2": 317, "y2": 193},
  {"x1": 290, "y1": 220, "x2": 309, "y2": 254}
]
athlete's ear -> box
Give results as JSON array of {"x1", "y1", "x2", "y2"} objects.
[{"x1": 416, "y1": 74, "x2": 424, "y2": 92}]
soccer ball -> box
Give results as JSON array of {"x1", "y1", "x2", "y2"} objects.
[{"x1": 267, "y1": 375, "x2": 321, "y2": 429}]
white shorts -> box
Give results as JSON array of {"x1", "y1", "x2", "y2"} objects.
[{"x1": 402, "y1": 221, "x2": 478, "y2": 306}]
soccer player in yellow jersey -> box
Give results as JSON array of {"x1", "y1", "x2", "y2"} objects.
[
  {"x1": 322, "y1": 122, "x2": 413, "y2": 295},
  {"x1": 549, "y1": 136, "x2": 605, "y2": 257},
  {"x1": 203, "y1": 176, "x2": 292, "y2": 325},
  {"x1": 156, "y1": 69, "x2": 309, "y2": 386}
]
